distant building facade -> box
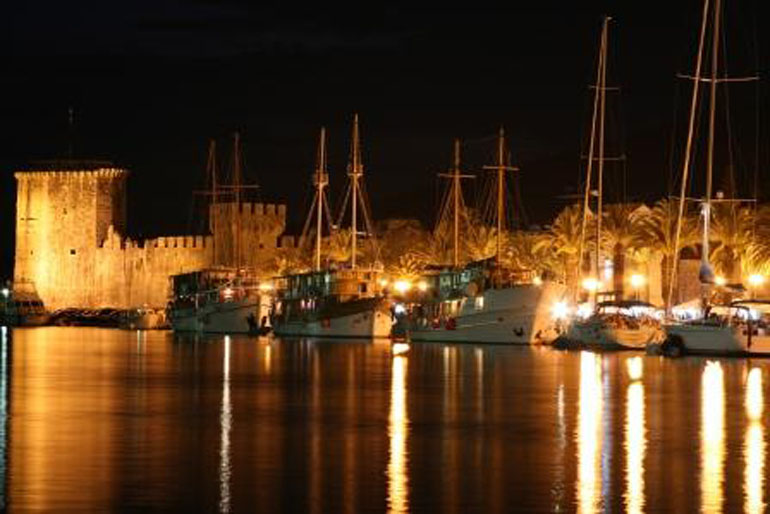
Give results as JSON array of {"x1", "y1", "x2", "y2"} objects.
[{"x1": 14, "y1": 162, "x2": 286, "y2": 310}]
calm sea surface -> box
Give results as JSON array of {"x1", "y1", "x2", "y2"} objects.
[{"x1": 1, "y1": 326, "x2": 769, "y2": 512}]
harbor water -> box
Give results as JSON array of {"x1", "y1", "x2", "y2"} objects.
[{"x1": 1, "y1": 326, "x2": 769, "y2": 512}]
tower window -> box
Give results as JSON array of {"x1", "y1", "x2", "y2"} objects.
[{"x1": 70, "y1": 249, "x2": 76, "y2": 255}]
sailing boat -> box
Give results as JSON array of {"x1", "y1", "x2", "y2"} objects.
[
  {"x1": 271, "y1": 116, "x2": 393, "y2": 338},
  {"x1": 405, "y1": 129, "x2": 567, "y2": 344},
  {"x1": 168, "y1": 134, "x2": 271, "y2": 334},
  {"x1": 563, "y1": 17, "x2": 664, "y2": 350},
  {"x1": 659, "y1": 0, "x2": 770, "y2": 356}
]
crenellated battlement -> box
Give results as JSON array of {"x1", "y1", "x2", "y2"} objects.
[
  {"x1": 15, "y1": 168, "x2": 129, "y2": 180},
  {"x1": 13, "y1": 162, "x2": 287, "y2": 309}
]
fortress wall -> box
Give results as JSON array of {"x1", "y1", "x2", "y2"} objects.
[
  {"x1": 94, "y1": 231, "x2": 213, "y2": 308},
  {"x1": 14, "y1": 170, "x2": 127, "y2": 310},
  {"x1": 209, "y1": 202, "x2": 286, "y2": 268},
  {"x1": 14, "y1": 169, "x2": 286, "y2": 309}
]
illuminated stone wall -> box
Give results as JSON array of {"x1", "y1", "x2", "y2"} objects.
[{"x1": 14, "y1": 168, "x2": 286, "y2": 310}]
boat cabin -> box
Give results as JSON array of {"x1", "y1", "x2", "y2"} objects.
[
  {"x1": 170, "y1": 268, "x2": 261, "y2": 307},
  {"x1": 278, "y1": 267, "x2": 385, "y2": 303}
]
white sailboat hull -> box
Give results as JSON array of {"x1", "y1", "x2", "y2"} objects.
[
  {"x1": 567, "y1": 319, "x2": 664, "y2": 350},
  {"x1": 664, "y1": 323, "x2": 770, "y2": 356},
  {"x1": 408, "y1": 282, "x2": 567, "y2": 344},
  {"x1": 274, "y1": 308, "x2": 392, "y2": 338}
]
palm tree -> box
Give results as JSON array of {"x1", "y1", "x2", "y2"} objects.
[
  {"x1": 534, "y1": 203, "x2": 584, "y2": 294},
  {"x1": 744, "y1": 205, "x2": 770, "y2": 277},
  {"x1": 633, "y1": 198, "x2": 698, "y2": 306},
  {"x1": 601, "y1": 204, "x2": 643, "y2": 298},
  {"x1": 465, "y1": 225, "x2": 499, "y2": 262},
  {"x1": 506, "y1": 230, "x2": 546, "y2": 272},
  {"x1": 710, "y1": 203, "x2": 754, "y2": 282}
]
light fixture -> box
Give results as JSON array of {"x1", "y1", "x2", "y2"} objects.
[{"x1": 394, "y1": 280, "x2": 412, "y2": 294}]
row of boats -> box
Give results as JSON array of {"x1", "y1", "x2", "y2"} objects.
[{"x1": 162, "y1": 262, "x2": 770, "y2": 359}]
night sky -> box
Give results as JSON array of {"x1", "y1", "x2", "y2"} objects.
[{"x1": 3, "y1": 1, "x2": 767, "y2": 278}]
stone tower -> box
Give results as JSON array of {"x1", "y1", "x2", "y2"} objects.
[{"x1": 14, "y1": 162, "x2": 128, "y2": 308}]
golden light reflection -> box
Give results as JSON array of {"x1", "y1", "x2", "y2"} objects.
[
  {"x1": 700, "y1": 361, "x2": 725, "y2": 514},
  {"x1": 219, "y1": 336, "x2": 232, "y2": 513},
  {"x1": 264, "y1": 343, "x2": 272, "y2": 374},
  {"x1": 392, "y1": 342, "x2": 410, "y2": 356},
  {"x1": 624, "y1": 381, "x2": 646, "y2": 514},
  {"x1": 1, "y1": 326, "x2": 7, "y2": 513},
  {"x1": 746, "y1": 368, "x2": 763, "y2": 422},
  {"x1": 626, "y1": 357, "x2": 643, "y2": 382},
  {"x1": 387, "y1": 354, "x2": 409, "y2": 514},
  {"x1": 577, "y1": 351, "x2": 603, "y2": 514},
  {"x1": 745, "y1": 367, "x2": 765, "y2": 514}
]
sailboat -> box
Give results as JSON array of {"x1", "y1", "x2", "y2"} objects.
[
  {"x1": 271, "y1": 116, "x2": 393, "y2": 338},
  {"x1": 404, "y1": 129, "x2": 567, "y2": 344},
  {"x1": 659, "y1": 0, "x2": 769, "y2": 356},
  {"x1": 562, "y1": 16, "x2": 664, "y2": 350},
  {"x1": 168, "y1": 134, "x2": 271, "y2": 334}
]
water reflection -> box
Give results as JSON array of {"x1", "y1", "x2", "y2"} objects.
[
  {"x1": 624, "y1": 357, "x2": 645, "y2": 514},
  {"x1": 387, "y1": 353, "x2": 408, "y2": 513},
  {"x1": 1, "y1": 326, "x2": 8, "y2": 511},
  {"x1": 744, "y1": 367, "x2": 765, "y2": 514},
  {"x1": 577, "y1": 351, "x2": 604, "y2": 513},
  {"x1": 219, "y1": 336, "x2": 232, "y2": 513},
  {"x1": 701, "y1": 361, "x2": 725, "y2": 513}
]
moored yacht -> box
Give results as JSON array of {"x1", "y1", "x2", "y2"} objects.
[
  {"x1": 271, "y1": 266, "x2": 393, "y2": 338},
  {"x1": 660, "y1": 300, "x2": 770, "y2": 356},
  {"x1": 659, "y1": 0, "x2": 760, "y2": 356},
  {"x1": 0, "y1": 280, "x2": 51, "y2": 327},
  {"x1": 399, "y1": 129, "x2": 567, "y2": 344},
  {"x1": 403, "y1": 261, "x2": 567, "y2": 344},
  {"x1": 167, "y1": 267, "x2": 271, "y2": 334},
  {"x1": 564, "y1": 300, "x2": 664, "y2": 350},
  {"x1": 271, "y1": 116, "x2": 392, "y2": 338}
]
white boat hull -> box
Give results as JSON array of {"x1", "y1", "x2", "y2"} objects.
[
  {"x1": 170, "y1": 299, "x2": 260, "y2": 334},
  {"x1": 664, "y1": 323, "x2": 770, "y2": 356},
  {"x1": 408, "y1": 281, "x2": 567, "y2": 344},
  {"x1": 274, "y1": 307, "x2": 392, "y2": 338},
  {"x1": 567, "y1": 319, "x2": 664, "y2": 350}
]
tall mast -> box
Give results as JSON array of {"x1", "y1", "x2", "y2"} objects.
[
  {"x1": 208, "y1": 139, "x2": 218, "y2": 265},
  {"x1": 437, "y1": 139, "x2": 473, "y2": 268},
  {"x1": 702, "y1": 0, "x2": 721, "y2": 282},
  {"x1": 233, "y1": 132, "x2": 242, "y2": 269},
  {"x1": 496, "y1": 128, "x2": 505, "y2": 259},
  {"x1": 594, "y1": 17, "x2": 609, "y2": 301},
  {"x1": 482, "y1": 128, "x2": 519, "y2": 263},
  {"x1": 315, "y1": 128, "x2": 329, "y2": 271},
  {"x1": 576, "y1": 17, "x2": 608, "y2": 301},
  {"x1": 667, "y1": 0, "x2": 712, "y2": 310},
  {"x1": 452, "y1": 139, "x2": 461, "y2": 267},
  {"x1": 349, "y1": 114, "x2": 362, "y2": 269}
]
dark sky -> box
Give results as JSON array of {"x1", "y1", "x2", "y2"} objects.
[{"x1": 3, "y1": 1, "x2": 767, "y2": 278}]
